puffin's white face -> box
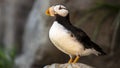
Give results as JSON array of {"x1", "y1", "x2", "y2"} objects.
[{"x1": 46, "y1": 5, "x2": 69, "y2": 17}]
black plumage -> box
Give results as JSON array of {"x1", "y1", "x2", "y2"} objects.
[{"x1": 55, "y1": 14, "x2": 106, "y2": 56}]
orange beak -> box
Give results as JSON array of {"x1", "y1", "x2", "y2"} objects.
[
  {"x1": 45, "y1": 6, "x2": 55, "y2": 16},
  {"x1": 45, "y1": 8, "x2": 50, "y2": 16}
]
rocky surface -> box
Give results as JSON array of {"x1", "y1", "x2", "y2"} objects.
[{"x1": 44, "y1": 63, "x2": 94, "y2": 68}]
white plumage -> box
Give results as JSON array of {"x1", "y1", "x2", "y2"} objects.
[{"x1": 49, "y1": 21, "x2": 98, "y2": 56}]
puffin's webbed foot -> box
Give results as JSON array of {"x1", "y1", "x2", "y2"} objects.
[{"x1": 73, "y1": 55, "x2": 80, "y2": 63}]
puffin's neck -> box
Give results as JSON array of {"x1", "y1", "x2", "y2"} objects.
[{"x1": 55, "y1": 14, "x2": 72, "y2": 27}]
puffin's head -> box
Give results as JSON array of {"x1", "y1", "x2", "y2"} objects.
[{"x1": 46, "y1": 5, "x2": 68, "y2": 17}]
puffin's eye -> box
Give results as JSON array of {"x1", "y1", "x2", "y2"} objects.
[
  {"x1": 59, "y1": 5, "x2": 66, "y2": 10},
  {"x1": 59, "y1": 6, "x2": 62, "y2": 10}
]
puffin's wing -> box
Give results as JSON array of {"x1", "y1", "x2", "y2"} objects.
[
  {"x1": 73, "y1": 27, "x2": 106, "y2": 55},
  {"x1": 73, "y1": 27, "x2": 91, "y2": 46}
]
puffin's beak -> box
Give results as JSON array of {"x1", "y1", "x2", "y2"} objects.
[
  {"x1": 45, "y1": 6, "x2": 55, "y2": 16},
  {"x1": 45, "y1": 8, "x2": 50, "y2": 16}
]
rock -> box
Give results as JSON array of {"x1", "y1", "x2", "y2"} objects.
[{"x1": 44, "y1": 63, "x2": 94, "y2": 68}]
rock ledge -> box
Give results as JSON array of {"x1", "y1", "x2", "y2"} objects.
[{"x1": 44, "y1": 63, "x2": 94, "y2": 68}]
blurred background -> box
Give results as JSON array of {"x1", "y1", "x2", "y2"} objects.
[{"x1": 0, "y1": 0, "x2": 120, "y2": 68}]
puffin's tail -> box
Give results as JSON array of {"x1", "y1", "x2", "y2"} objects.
[
  {"x1": 98, "y1": 49, "x2": 106, "y2": 56},
  {"x1": 91, "y1": 42, "x2": 106, "y2": 56}
]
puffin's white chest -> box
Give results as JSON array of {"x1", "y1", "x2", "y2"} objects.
[{"x1": 49, "y1": 21, "x2": 84, "y2": 55}]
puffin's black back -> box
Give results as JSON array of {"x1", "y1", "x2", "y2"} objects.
[{"x1": 55, "y1": 14, "x2": 106, "y2": 56}]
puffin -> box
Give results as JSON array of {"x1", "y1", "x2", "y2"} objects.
[{"x1": 45, "y1": 5, "x2": 106, "y2": 63}]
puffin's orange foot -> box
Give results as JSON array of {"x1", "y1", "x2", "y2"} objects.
[
  {"x1": 72, "y1": 56, "x2": 80, "y2": 63},
  {"x1": 68, "y1": 58, "x2": 73, "y2": 63}
]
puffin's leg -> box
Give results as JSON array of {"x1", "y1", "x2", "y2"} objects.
[
  {"x1": 73, "y1": 55, "x2": 80, "y2": 63},
  {"x1": 68, "y1": 55, "x2": 73, "y2": 63}
]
